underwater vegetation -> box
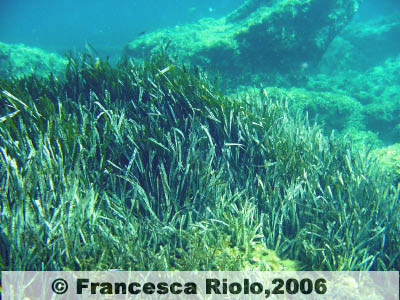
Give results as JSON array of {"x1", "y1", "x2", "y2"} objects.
[
  {"x1": 224, "y1": 12, "x2": 400, "y2": 148},
  {"x1": 248, "y1": 87, "x2": 365, "y2": 139},
  {"x1": 121, "y1": 0, "x2": 400, "y2": 149},
  {"x1": 0, "y1": 50, "x2": 399, "y2": 271}
]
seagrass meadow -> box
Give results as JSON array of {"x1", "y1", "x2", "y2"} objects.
[{"x1": 0, "y1": 51, "x2": 399, "y2": 271}]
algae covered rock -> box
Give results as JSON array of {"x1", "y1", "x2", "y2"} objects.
[
  {"x1": 231, "y1": 85, "x2": 384, "y2": 149},
  {"x1": 124, "y1": 0, "x2": 360, "y2": 75},
  {"x1": 232, "y1": 85, "x2": 365, "y2": 136},
  {"x1": 212, "y1": 239, "x2": 302, "y2": 271},
  {"x1": 373, "y1": 143, "x2": 400, "y2": 180},
  {"x1": 308, "y1": 54, "x2": 400, "y2": 144},
  {"x1": 341, "y1": 13, "x2": 400, "y2": 67},
  {"x1": 265, "y1": 86, "x2": 364, "y2": 132},
  {"x1": 319, "y1": 13, "x2": 400, "y2": 72},
  {"x1": 0, "y1": 41, "x2": 67, "y2": 78}
]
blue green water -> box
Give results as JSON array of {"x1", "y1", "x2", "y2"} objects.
[
  {"x1": 0, "y1": 0, "x2": 243, "y2": 55},
  {"x1": 355, "y1": 0, "x2": 400, "y2": 20},
  {"x1": 0, "y1": 0, "x2": 399, "y2": 56}
]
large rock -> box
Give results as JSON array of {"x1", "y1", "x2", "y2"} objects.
[
  {"x1": 124, "y1": 0, "x2": 361, "y2": 75},
  {"x1": 0, "y1": 42, "x2": 67, "y2": 78},
  {"x1": 342, "y1": 13, "x2": 400, "y2": 65},
  {"x1": 319, "y1": 13, "x2": 400, "y2": 73}
]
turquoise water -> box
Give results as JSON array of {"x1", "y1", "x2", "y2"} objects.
[
  {"x1": 355, "y1": 0, "x2": 400, "y2": 20},
  {"x1": 0, "y1": 0, "x2": 398, "y2": 55},
  {"x1": 0, "y1": 0, "x2": 243, "y2": 55}
]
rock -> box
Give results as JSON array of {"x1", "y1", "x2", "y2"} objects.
[
  {"x1": 124, "y1": 0, "x2": 360, "y2": 76},
  {"x1": 319, "y1": 13, "x2": 400, "y2": 72},
  {"x1": 342, "y1": 13, "x2": 400, "y2": 67},
  {"x1": 233, "y1": 85, "x2": 365, "y2": 133},
  {"x1": 372, "y1": 143, "x2": 400, "y2": 183},
  {"x1": 0, "y1": 41, "x2": 67, "y2": 78},
  {"x1": 307, "y1": 53, "x2": 400, "y2": 144}
]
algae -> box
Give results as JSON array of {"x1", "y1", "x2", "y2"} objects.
[
  {"x1": 124, "y1": 0, "x2": 360, "y2": 75},
  {"x1": 0, "y1": 41, "x2": 67, "y2": 78}
]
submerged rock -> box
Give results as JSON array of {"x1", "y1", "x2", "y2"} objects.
[
  {"x1": 373, "y1": 143, "x2": 400, "y2": 181},
  {"x1": 213, "y1": 239, "x2": 302, "y2": 271},
  {"x1": 124, "y1": 0, "x2": 360, "y2": 75},
  {"x1": 319, "y1": 13, "x2": 400, "y2": 72},
  {"x1": 0, "y1": 41, "x2": 67, "y2": 78},
  {"x1": 306, "y1": 53, "x2": 400, "y2": 144}
]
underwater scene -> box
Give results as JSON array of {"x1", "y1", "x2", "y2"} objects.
[{"x1": 0, "y1": 0, "x2": 400, "y2": 276}]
